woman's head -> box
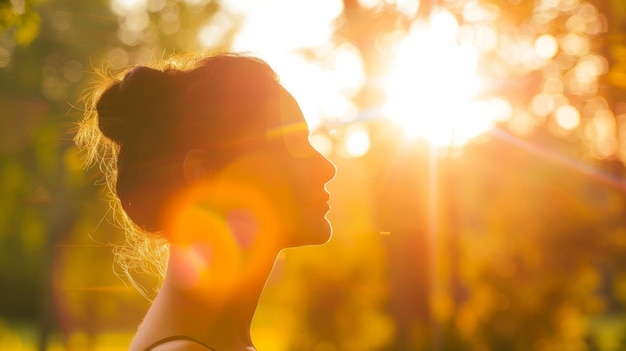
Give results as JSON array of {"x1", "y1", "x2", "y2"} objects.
[
  {"x1": 76, "y1": 53, "x2": 335, "y2": 292},
  {"x1": 94, "y1": 55, "x2": 281, "y2": 231}
]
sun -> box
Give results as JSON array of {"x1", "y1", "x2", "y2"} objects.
[{"x1": 384, "y1": 10, "x2": 499, "y2": 148}]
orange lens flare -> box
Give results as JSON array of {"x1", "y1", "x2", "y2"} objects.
[
  {"x1": 226, "y1": 208, "x2": 260, "y2": 250},
  {"x1": 162, "y1": 166, "x2": 287, "y2": 300},
  {"x1": 166, "y1": 203, "x2": 241, "y2": 296}
]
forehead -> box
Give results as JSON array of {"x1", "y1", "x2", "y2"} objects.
[{"x1": 266, "y1": 86, "x2": 309, "y2": 139}]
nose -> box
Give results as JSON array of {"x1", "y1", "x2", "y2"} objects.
[{"x1": 314, "y1": 151, "x2": 336, "y2": 184}]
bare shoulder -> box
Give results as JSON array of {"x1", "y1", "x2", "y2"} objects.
[{"x1": 148, "y1": 339, "x2": 215, "y2": 351}]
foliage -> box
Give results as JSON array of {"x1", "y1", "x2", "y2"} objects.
[
  {"x1": 0, "y1": 0, "x2": 46, "y2": 46},
  {"x1": 3, "y1": 0, "x2": 626, "y2": 350}
]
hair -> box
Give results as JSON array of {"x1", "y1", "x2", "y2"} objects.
[{"x1": 75, "y1": 53, "x2": 280, "y2": 297}]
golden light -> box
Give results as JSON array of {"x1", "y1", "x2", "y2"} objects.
[
  {"x1": 560, "y1": 32, "x2": 590, "y2": 56},
  {"x1": 310, "y1": 133, "x2": 334, "y2": 156},
  {"x1": 164, "y1": 173, "x2": 282, "y2": 300},
  {"x1": 197, "y1": 12, "x2": 235, "y2": 48},
  {"x1": 566, "y1": 14, "x2": 586, "y2": 33},
  {"x1": 583, "y1": 97, "x2": 617, "y2": 157},
  {"x1": 110, "y1": 0, "x2": 146, "y2": 16},
  {"x1": 575, "y1": 54, "x2": 608, "y2": 84},
  {"x1": 469, "y1": 24, "x2": 498, "y2": 52},
  {"x1": 344, "y1": 124, "x2": 371, "y2": 158},
  {"x1": 555, "y1": 104, "x2": 580, "y2": 130},
  {"x1": 184, "y1": 0, "x2": 212, "y2": 6},
  {"x1": 462, "y1": 1, "x2": 500, "y2": 22},
  {"x1": 260, "y1": 53, "x2": 361, "y2": 131},
  {"x1": 484, "y1": 96, "x2": 513, "y2": 122},
  {"x1": 530, "y1": 93, "x2": 556, "y2": 117},
  {"x1": 383, "y1": 9, "x2": 499, "y2": 148},
  {"x1": 543, "y1": 78, "x2": 564, "y2": 95},
  {"x1": 228, "y1": 0, "x2": 341, "y2": 51},
  {"x1": 219, "y1": 0, "x2": 363, "y2": 132},
  {"x1": 587, "y1": 109, "x2": 618, "y2": 158},
  {"x1": 534, "y1": 34, "x2": 558, "y2": 60}
]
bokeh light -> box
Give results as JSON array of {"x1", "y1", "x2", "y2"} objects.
[
  {"x1": 6, "y1": 0, "x2": 626, "y2": 350},
  {"x1": 218, "y1": 0, "x2": 363, "y2": 131},
  {"x1": 383, "y1": 9, "x2": 497, "y2": 148},
  {"x1": 534, "y1": 34, "x2": 558, "y2": 60},
  {"x1": 555, "y1": 104, "x2": 580, "y2": 131},
  {"x1": 343, "y1": 124, "x2": 371, "y2": 158},
  {"x1": 110, "y1": 0, "x2": 147, "y2": 16}
]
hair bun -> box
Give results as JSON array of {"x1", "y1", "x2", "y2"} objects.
[{"x1": 96, "y1": 66, "x2": 170, "y2": 144}]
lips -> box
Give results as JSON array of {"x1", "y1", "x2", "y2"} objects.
[{"x1": 303, "y1": 193, "x2": 330, "y2": 211}]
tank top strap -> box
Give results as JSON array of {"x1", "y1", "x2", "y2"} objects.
[{"x1": 143, "y1": 335, "x2": 217, "y2": 351}]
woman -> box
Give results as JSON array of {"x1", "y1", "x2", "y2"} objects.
[{"x1": 75, "y1": 53, "x2": 336, "y2": 351}]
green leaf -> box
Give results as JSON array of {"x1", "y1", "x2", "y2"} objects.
[
  {"x1": 14, "y1": 9, "x2": 39, "y2": 45},
  {"x1": 0, "y1": 5, "x2": 17, "y2": 31}
]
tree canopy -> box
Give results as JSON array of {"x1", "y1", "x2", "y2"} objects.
[{"x1": 2, "y1": 0, "x2": 626, "y2": 350}]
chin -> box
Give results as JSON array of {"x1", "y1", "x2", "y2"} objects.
[
  {"x1": 288, "y1": 219, "x2": 332, "y2": 248},
  {"x1": 305, "y1": 219, "x2": 333, "y2": 246},
  {"x1": 317, "y1": 219, "x2": 333, "y2": 244}
]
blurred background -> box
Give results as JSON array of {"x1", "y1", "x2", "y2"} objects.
[{"x1": 2, "y1": 0, "x2": 626, "y2": 350}]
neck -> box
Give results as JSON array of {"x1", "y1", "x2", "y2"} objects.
[{"x1": 132, "y1": 248, "x2": 280, "y2": 351}]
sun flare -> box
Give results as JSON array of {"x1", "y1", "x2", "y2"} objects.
[{"x1": 384, "y1": 10, "x2": 500, "y2": 148}]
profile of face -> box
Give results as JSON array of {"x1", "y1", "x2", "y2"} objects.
[
  {"x1": 86, "y1": 55, "x2": 336, "y2": 308},
  {"x1": 163, "y1": 85, "x2": 335, "y2": 294},
  {"x1": 261, "y1": 87, "x2": 336, "y2": 247},
  {"x1": 169, "y1": 85, "x2": 336, "y2": 266}
]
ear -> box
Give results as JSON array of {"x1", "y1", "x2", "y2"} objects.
[{"x1": 183, "y1": 149, "x2": 208, "y2": 184}]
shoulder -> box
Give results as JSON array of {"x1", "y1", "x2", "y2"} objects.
[{"x1": 143, "y1": 337, "x2": 216, "y2": 351}]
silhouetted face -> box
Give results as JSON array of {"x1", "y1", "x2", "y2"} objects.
[
  {"x1": 163, "y1": 85, "x2": 335, "y2": 295},
  {"x1": 267, "y1": 87, "x2": 336, "y2": 246},
  {"x1": 217, "y1": 87, "x2": 336, "y2": 248},
  {"x1": 167, "y1": 86, "x2": 336, "y2": 252}
]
